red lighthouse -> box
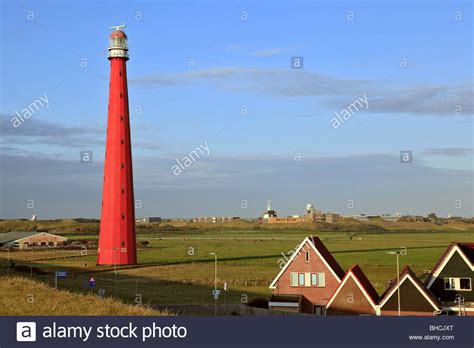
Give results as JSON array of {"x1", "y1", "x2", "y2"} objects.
[{"x1": 97, "y1": 25, "x2": 137, "y2": 265}]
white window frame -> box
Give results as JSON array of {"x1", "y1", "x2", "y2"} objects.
[
  {"x1": 444, "y1": 277, "x2": 472, "y2": 291},
  {"x1": 305, "y1": 251, "x2": 310, "y2": 263},
  {"x1": 317, "y1": 272, "x2": 326, "y2": 287},
  {"x1": 290, "y1": 272, "x2": 298, "y2": 287}
]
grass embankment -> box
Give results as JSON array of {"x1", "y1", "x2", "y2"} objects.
[
  {"x1": 1, "y1": 217, "x2": 473, "y2": 235},
  {"x1": 0, "y1": 276, "x2": 172, "y2": 316}
]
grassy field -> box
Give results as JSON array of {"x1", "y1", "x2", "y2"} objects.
[
  {"x1": 0, "y1": 276, "x2": 171, "y2": 315},
  {"x1": 1, "y1": 228, "x2": 473, "y2": 314}
]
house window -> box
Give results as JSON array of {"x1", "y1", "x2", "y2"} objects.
[
  {"x1": 309, "y1": 273, "x2": 325, "y2": 287},
  {"x1": 298, "y1": 273, "x2": 305, "y2": 286},
  {"x1": 445, "y1": 277, "x2": 472, "y2": 291},
  {"x1": 460, "y1": 278, "x2": 472, "y2": 290},
  {"x1": 305, "y1": 251, "x2": 310, "y2": 263},
  {"x1": 310, "y1": 272, "x2": 326, "y2": 287},
  {"x1": 290, "y1": 272, "x2": 298, "y2": 286},
  {"x1": 445, "y1": 278, "x2": 455, "y2": 290}
]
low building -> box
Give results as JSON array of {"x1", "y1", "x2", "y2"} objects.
[
  {"x1": 137, "y1": 216, "x2": 162, "y2": 223},
  {"x1": 325, "y1": 213, "x2": 339, "y2": 224},
  {"x1": 381, "y1": 213, "x2": 402, "y2": 222},
  {"x1": 349, "y1": 214, "x2": 369, "y2": 223},
  {"x1": 425, "y1": 242, "x2": 474, "y2": 316},
  {"x1": 194, "y1": 216, "x2": 238, "y2": 223},
  {"x1": 326, "y1": 264, "x2": 379, "y2": 316},
  {"x1": 378, "y1": 266, "x2": 442, "y2": 316},
  {"x1": 264, "y1": 202, "x2": 339, "y2": 225},
  {"x1": 269, "y1": 236, "x2": 345, "y2": 314},
  {"x1": 0, "y1": 231, "x2": 68, "y2": 249},
  {"x1": 266, "y1": 216, "x2": 308, "y2": 224}
]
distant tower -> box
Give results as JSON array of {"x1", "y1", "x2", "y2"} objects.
[
  {"x1": 266, "y1": 200, "x2": 273, "y2": 211},
  {"x1": 97, "y1": 25, "x2": 137, "y2": 265},
  {"x1": 263, "y1": 200, "x2": 277, "y2": 219}
]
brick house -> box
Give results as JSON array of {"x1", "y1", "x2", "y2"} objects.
[
  {"x1": 269, "y1": 236, "x2": 345, "y2": 314},
  {"x1": 326, "y1": 264, "x2": 379, "y2": 316},
  {"x1": 425, "y1": 242, "x2": 474, "y2": 315}
]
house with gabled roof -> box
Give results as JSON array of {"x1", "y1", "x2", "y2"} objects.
[
  {"x1": 378, "y1": 266, "x2": 442, "y2": 316},
  {"x1": 326, "y1": 264, "x2": 379, "y2": 316},
  {"x1": 425, "y1": 242, "x2": 474, "y2": 316},
  {"x1": 269, "y1": 236, "x2": 345, "y2": 314},
  {"x1": 0, "y1": 231, "x2": 67, "y2": 249}
]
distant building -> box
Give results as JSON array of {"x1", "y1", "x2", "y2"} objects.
[
  {"x1": 325, "y1": 213, "x2": 339, "y2": 224},
  {"x1": 194, "y1": 216, "x2": 238, "y2": 223},
  {"x1": 0, "y1": 231, "x2": 67, "y2": 249},
  {"x1": 264, "y1": 202, "x2": 339, "y2": 225},
  {"x1": 137, "y1": 217, "x2": 162, "y2": 223},
  {"x1": 381, "y1": 213, "x2": 402, "y2": 222},
  {"x1": 350, "y1": 214, "x2": 369, "y2": 223},
  {"x1": 263, "y1": 200, "x2": 277, "y2": 219},
  {"x1": 266, "y1": 216, "x2": 308, "y2": 224}
]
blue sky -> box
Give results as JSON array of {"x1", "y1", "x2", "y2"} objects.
[{"x1": 0, "y1": 0, "x2": 472, "y2": 219}]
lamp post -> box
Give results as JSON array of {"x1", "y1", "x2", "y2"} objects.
[
  {"x1": 113, "y1": 248, "x2": 119, "y2": 297},
  {"x1": 5, "y1": 248, "x2": 9, "y2": 276},
  {"x1": 387, "y1": 247, "x2": 406, "y2": 316},
  {"x1": 30, "y1": 247, "x2": 33, "y2": 278},
  {"x1": 209, "y1": 252, "x2": 218, "y2": 316}
]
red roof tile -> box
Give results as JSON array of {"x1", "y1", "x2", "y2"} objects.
[
  {"x1": 327, "y1": 264, "x2": 379, "y2": 309},
  {"x1": 348, "y1": 264, "x2": 379, "y2": 304},
  {"x1": 310, "y1": 236, "x2": 345, "y2": 280},
  {"x1": 457, "y1": 242, "x2": 474, "y2": 263}
]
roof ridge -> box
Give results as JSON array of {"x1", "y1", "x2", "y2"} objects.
[
  {"x1": 309, "y1": 236, "x2": 345, "y2": 279},
  {"x1": 379, "y1": 265, "x2": 441, "y2": 310}
]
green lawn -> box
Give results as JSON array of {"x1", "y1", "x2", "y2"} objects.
[{"x1": 1, "y1": 229, "x2": 472, "y2": 309}]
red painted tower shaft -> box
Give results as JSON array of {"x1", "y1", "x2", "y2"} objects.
[{"x1": 97, "y1": 28, "x2": 137, "y2": 265}]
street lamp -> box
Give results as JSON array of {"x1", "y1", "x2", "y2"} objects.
[
  {"x1": 113, "y1": 248, "x2": 119, "y2": 297},
  {"x1": 113, "y1": 248, "x2": 119, "y2": 276},
  {"x1": 209, "y1": 252, "x2": 218, "y2": 316},
  {"x1": 5, "y1": 248, "x2": 10, "y2": 276},
  {"x1": 30, "y1": 247, "x2": 33, "y2": 278},
  {"x1": 387, "y1": 247, "x2": 407, "y2": 316}
]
